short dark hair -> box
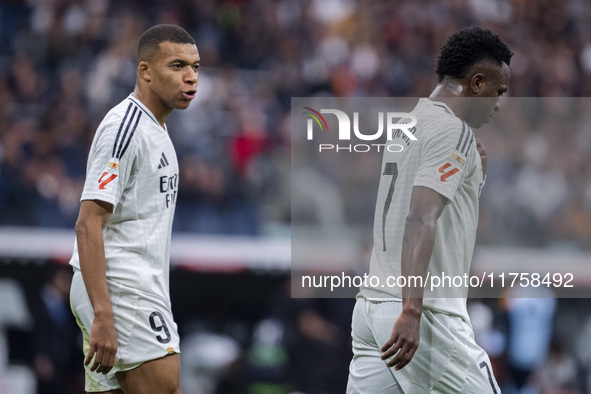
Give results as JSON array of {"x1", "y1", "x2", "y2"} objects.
[
  {"x1": 436, "y1": 27, "x2": 513, "y2": 83},
  {"x1": 137, "y1": 24, "x2": 195, "y2": 63}
]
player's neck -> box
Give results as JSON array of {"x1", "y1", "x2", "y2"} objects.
[
  {"x1": 132, "y1": 87, "x2": 171, "y2": 129},
  {"x1": 429, "y1": 83, "x2": 472, "y2": 122}
]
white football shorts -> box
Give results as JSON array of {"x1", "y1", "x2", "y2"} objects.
[
  {"x1": 347, "y1": 297, "x2": 500, "y2": 394},
  {"x1": 70, "y1": 268, "x2": 180, "y2": 392}
]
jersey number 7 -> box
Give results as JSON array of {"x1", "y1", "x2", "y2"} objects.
[{"x1": 381, "y1": 162, "x2": 398, "y2": 252}]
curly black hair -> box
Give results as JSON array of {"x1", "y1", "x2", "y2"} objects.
[
  {"x1": 436, "y1": 27, "x2": 513, "y2": 83},
  {"x1": 137, "y1": 24, "x2": 195, "y2": 63}
]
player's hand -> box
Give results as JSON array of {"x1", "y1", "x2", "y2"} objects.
[
  {"x1": 380, "y1": 309, "x2": 420, "y2": 370},
  {"x1": 476, "y1": 138, "x2": 487, "y2": 178},
  {"x1": 85, "y1": 314, "x2": 118, "y2": 374}
]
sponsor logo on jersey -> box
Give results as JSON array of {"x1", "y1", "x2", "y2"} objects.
[
  {"x1": 160, "y1": 173, "x2": 179, "y2": 208},
  {"x1": 450, "y1": 152, "x2": 465, "y2": 166},
  {"x1": 438, "y1": 163, "x2": 459, "y2": 182},
  {"x1": 157, "y1": 152, "x2": 170, "y2": 169}
]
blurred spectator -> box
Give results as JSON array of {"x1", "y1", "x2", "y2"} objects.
[
  {"x1": 0, "y1": 278, "x2": 32, "y2": 372},
  {"x1": 246, "y1": 318, "x2": 291, "y2": 393},
  {"x1": 534, "y1": 338, "x2": 582, "y2": 394},
  {"x1": 574, "y1": 312, "x2": 591, "y2": 393},
  {"x1": 29, "y1": 266, "x2": 82, "y2": 394},
  {"x1": 180, "y1": 324, "x2": 243, "y2": 394},
  {"x1": 504, "y1": 287, "x2": 557, "y2": 393},
  {"x1": 0, "y1": 278, "x2": 34, "y2": 394}
]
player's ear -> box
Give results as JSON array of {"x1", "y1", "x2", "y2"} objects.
[
  {"x1": 470, "y1": 73, "x2": 485, "y2": 95},
  {"x1": 138, "y1": 61, "x2": 151, "y2": 82}
]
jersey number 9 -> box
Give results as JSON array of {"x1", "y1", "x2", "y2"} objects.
[{"x1": 149, "y1": 311, "x2": 172, "y2": 344}]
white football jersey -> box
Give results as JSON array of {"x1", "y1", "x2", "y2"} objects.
[
  {"x1": 70, "y1": 94, "x2": 179, "y2": 300},
  {"x1": 360, "y1": 98, "x2": 484, "y2": 321}
]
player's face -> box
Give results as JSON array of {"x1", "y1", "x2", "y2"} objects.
[
  {"x1": 466, "y1": 62, "x2": 510, "y2": 128},
  {"x1": 149, "y1": 41, "x2": 200, "y2": 110}
]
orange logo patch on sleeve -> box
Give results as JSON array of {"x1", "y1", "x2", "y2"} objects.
[
  {"x1": 98, "y1": 172, "x2": 117, "y2": 190},
  {"x1": 438, "y1": 163, "x2": 459, "y2": 182}
]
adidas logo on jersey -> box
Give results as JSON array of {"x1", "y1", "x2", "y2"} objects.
[{"x1": 158, "y1": 152, "x2": 170, "y2": 169}]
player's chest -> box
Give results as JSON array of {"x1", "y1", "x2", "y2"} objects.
[
  {"x1": 461, "y1": 147, "x2": 484, "y2": 198},
  {"x1": 141, "y1": 131, "x2": 179, "y2": 174},
  {"x1": 133, "y1": 131, "x2": 180, "y2": 209}
]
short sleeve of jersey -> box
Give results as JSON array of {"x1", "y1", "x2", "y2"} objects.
[
  {"x1": 81, "y1": 114, "x2": 139, "y2": 206},
  {"x1": 413, "y1": 121, "x2": 472, "y2": 202}
]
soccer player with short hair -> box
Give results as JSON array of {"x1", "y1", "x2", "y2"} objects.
[
  {"x1": 347, "y1": 27, "x2": 512, "y2": 393},
  {"x1": 69, "y1": 24, "x2": 199, "y2": 393}
]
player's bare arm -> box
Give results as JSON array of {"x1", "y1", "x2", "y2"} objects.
[
  {"x1": 380, "y1": 186, "x2": 446, "y2": 370},
  {"x1": 476, "y1": 138, "x2": 487, "y2": 178},
  {"x1": 75, "y1": 199, "x2": 116, "y2": 375}
]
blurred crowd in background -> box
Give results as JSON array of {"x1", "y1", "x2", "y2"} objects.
[
  {"x1": 0, "y1": 0, "x2": 590, "y2": 245},
  {"x1": 0, "y1": 0, "x2": 591, "y2": 393}
]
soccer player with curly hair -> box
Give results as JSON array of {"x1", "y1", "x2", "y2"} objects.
[{"x1": 347, "y1": 27, "x2": 512, "y2": 393}]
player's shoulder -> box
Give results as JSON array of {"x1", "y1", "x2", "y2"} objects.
[
  {"x1": 414, "y1": 99, "x2": 463, "y2": 131},
  {"x1": 94, "y1": 96, "x2": 149, "y2": 160},
  {"x1": 414, "y1": 99, "x2": 472, "y2": 143},
  {"x1": 100, "y1": 97, "x2": 148, "y2": 133}
]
